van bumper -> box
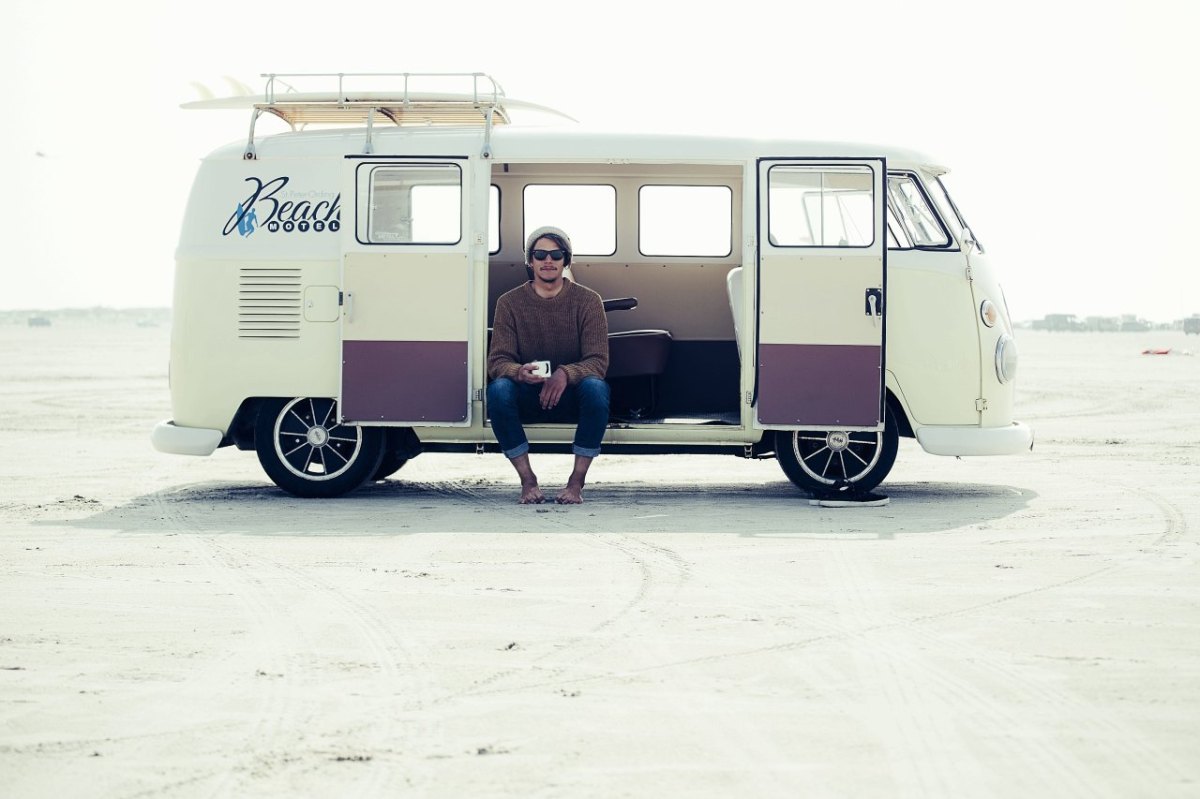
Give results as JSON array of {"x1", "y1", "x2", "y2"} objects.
[
  {"x1": 152, "y1": 420, "x2": 223, "y2": 456},
  {"x1": 915, "y1": 422, "x2": 1034, "y2": 456}
]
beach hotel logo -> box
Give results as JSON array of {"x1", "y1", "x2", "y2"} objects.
[{"x1": 223, "y1": 176, "x2": 341, "y2": 238}]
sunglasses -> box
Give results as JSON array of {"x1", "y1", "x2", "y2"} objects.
[{"x1": 530, "y1": 248, "x2": 566, "y2": 262}]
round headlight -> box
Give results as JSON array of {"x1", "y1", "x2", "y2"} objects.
[
  {"x1": 980, "y1": 299, "x2": 999, "y2": 328},
  {"x1": 995, "y1": 334, "x2": 1018, "y2": 384}
]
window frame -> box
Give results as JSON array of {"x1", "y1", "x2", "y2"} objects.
[
  {"x1": 521, "y1": 183, "x2": 619, "y2": 257},
  {"x1": 636, "y1": 183, "x2": 734, "y2": 258},
  {"x1": 766, "y1": 164, "x2": 878, "y2": 249},
  {"x1": 885, "y1": 171, "x2": 954, "y2": 251},
  {"x1": 488, "y1": 184, "x2": 501, "y2": 255},
  {"x1": 357, "y1": 162, "x2": 464, "y2": 246}
]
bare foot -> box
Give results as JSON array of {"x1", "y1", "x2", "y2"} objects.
[
  {"x1": 556, "y1": 483, "x2": 584, "y2": 504},
  {"x1": 519, "y1": 483, "x2": 545, "y2": 504}
]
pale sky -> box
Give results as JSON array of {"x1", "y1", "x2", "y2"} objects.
[{"x1": 2, "y1": 0, "x2": 1196, "y2": 321}]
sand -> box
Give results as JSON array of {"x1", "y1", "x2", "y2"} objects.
[{"x1": 1, "y1": 322, "x2": 1198, "y2": 797}]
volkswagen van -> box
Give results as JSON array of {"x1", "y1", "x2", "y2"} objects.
[{"x1": 152, "y1": 72, "x2": 1032, "y2": 498}]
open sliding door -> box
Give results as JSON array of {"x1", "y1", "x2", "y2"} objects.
[
  {"x1": 340, "y1": 157, "x2": 472, "y2": 425},
  {"x1": 756, "y1": 158, "x2": 886, "y2": 429}
]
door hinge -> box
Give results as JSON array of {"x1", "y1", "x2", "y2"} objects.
[
  {"x1": 744, "y1": 391, "x2": 754, "y2": 405},
  {"x1": 975, "y1": 397, "x2": 988, "y2": 412},
  {"x1": 338, "y1": 291, "x2": 344, "y2": 306},
  {"x1": 473, "y1": 389, "x2": 483, "y2": 402},
  {"x1": 965, "y1": 263, "x2": 974, "y2": 282}
]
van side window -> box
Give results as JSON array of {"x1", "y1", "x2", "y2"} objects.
[
  {"x1": 886, "y1": 174, "x2": 950, "y2": 248},
  {"x1": 523, "y1": 184, "x2": 617, "y2": 256},
  {"x1": 489, "y1": 184, "x2": 501, "y2": 254},
  {"x1": 639, "y1": 185, "x2": 732, "y2": 257},
  {"x1": 767, "y1": 166, "x2": 874, "y2": 247},
  {"x1": 362, "y1": 164, "x2": 462, "y2": 244}
]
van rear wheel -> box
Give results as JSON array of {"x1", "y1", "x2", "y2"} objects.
[
  {"x1": 255, "y1": 397, "x2": 384, "y2": 498},
  {"x1": 775, "y1": 407, "x2": 899, "y2": 497},
  {"x1": 371, "y1": 451, "x2": 409, "y2": 482}
]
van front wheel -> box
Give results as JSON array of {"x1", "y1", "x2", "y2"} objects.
[
  {"x1": 775, "y1": 408, "x2": 899, "y2": 497},
  {"x1": 255, "y1": 397, "x2": 384, "y2": 498}
]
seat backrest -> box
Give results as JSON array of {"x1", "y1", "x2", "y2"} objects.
[{"x1": 726, "y1": 266, "x2": 745, "y2": 359}]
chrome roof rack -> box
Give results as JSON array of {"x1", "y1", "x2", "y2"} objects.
[{"x1": 186, "y1": 72, "x2": 540, "y2": 160}]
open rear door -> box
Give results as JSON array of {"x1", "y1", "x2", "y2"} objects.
[
  {"x1": 340, "y1": 157, "x2": 472, "y2": 425},
  {"x1": 755, "y1": 158, "x2": 886, "y2": 429}
]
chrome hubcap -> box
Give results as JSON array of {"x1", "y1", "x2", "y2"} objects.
[
  {"x1": 792, "y1": 428, "x2": 883, "y2": 486},
  {"x1": 273, "y1": 398, "x2": 363, "y2": 481}
]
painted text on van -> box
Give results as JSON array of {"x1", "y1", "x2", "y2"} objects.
[{"x1": 222, "y1": 177, "x2": 341, "y2": 237}]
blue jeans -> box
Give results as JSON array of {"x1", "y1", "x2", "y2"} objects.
[{"x1": 486, "y1": 376, "x2": 610, "y2": 459}]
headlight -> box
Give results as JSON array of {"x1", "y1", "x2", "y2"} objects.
[
  {"x1": 995, "y1": 334, "x2": 1018, "y2": 383},
  {"x1": 980, "y1": 299, "x2": 998, "y2": 328}
]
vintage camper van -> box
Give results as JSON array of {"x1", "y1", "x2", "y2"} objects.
[{"x1": 152, "y1": 72, "x2": 1032, "y2": 498}]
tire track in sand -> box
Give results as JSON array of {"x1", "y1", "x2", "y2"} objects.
[{"x1": 409, "y1": 478, "x2": 693, "y2": 702}]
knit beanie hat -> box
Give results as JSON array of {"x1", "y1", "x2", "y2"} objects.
[{"x1": 525, "y1": 225, "x2": 573, "y2": 267}]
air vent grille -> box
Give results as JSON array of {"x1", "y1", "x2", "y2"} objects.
[{"x1": 238, "y1": 267, "x2": 302, "y2": 339}]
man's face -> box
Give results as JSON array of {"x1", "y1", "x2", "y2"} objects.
[{"x1": 530, "y1": 236, "x2": 567, "y2": 284}]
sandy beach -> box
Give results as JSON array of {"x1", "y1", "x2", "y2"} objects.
[{"x1": 1, "y1": 321, "x2": 1197, "y2": 797}]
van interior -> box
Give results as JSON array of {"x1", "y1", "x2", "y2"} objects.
[{"x1": 486, "y1": 162, "x2": 745, "y2": 427}]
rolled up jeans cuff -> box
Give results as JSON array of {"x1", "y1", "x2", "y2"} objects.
[
  {"x1": 572, "y1": 443, "x2": 601, "y2": 458},
  {"x1": 503, "y1": 441, "x2": 531, "y2": 460}
]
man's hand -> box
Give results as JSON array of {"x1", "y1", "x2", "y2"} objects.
[
  {"x1": 538, "y1": 368, "x2": 568, "y2": 409},
  {"x1": 516, "y1": 363, "x2": 546, "y2": 385}
]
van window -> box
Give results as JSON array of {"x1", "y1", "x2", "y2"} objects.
[
  {"x1": 523, "y1": 184, "x2": 617, "y2": 256},
  {"x1": 364, "y1": 164, "x2": 461, "y2": 244},
  {"x1": 887, "y1": 174, "x2": 950, "y2": 248},
  {"x1": 489, "y1": 185, "x2": 500, "y2": 254},
  {"x1": 928, "y1": 175, "x2": 980, "y2": 250},
  {"x1": 767, "y1": 166, "x2": 874, "y2": 247},
  {"x1": 639, "y1": 185, "x2": 732, "y2": 257}
]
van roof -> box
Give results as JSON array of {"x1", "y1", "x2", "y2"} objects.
[
  {"x1": 199, "y1": 125, "x2": 948, "y2": 175},
  {"x1": 186, "y1": 73, "x2": 948, "y2": 174}
]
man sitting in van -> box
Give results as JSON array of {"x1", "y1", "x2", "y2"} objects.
[{"x1": 486, "y1": 226, "x2": 610, "y2": 504}]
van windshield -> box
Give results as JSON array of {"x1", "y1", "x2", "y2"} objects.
[{"x1": 926, "y1": 175, "x2": 982, "y2": 251}]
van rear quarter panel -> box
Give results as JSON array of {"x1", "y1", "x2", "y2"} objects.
[
  {"x1": 172, "y1": 154, "x2": 345, "y2": 431},
  {"x1": 170, "y1": 259, "x2": 341, "y2": 431}
]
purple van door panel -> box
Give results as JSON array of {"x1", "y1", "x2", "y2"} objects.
[
  {"x1": 342, "y1": 340, "x2": 468, "y2": 423},
  {"x1": 757, "y1": 343, "x2": 882, "y2": 426}
]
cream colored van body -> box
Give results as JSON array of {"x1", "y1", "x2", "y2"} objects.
[{"x1": 153, "y1": 74, "x2": 1031, "y2": 497}]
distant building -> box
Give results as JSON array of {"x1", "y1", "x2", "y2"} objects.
[
  {"x1": 1084, "y1": 315, "x2": 1119, "y2": 332},
  {"x1": 1031, "y1": 313, "x2": 1085, "y2": 331},
  {"x1": 1120, "y1": 314, "x2": 1150, "y2": 332},
  {"x1": 27, "y1": 316, "x2": 51, "y2": 327},
  {"x1": 1185, "y1": 316, "x2": 1200, "y2": 335}
]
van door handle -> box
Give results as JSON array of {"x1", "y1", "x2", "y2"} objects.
[
  {"x1": 864, "y1": 288, "x2": 883, "y2": 320},
  {"x1": 344, "y1": 291, "x2": 355, "y2": 323}
]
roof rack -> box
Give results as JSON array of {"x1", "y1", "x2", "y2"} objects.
[{"x1": 194, "y1": 72, "x2": 517, "y2": 160}]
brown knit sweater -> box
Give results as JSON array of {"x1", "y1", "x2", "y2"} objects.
[{"x1": 488, "y1": 280, "x2": 609, "y2": 385}]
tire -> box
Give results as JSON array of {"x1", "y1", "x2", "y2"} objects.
[
  {"x1": 775, "y1": 406, "x2": 899, "y2": 497},
  {"x1": 254, "y1": 397, "x2": 384, "y2": 498},
  {"x1": 370, "y1": 427, "x2": 421, "y2": 482},
  {"x1": 371, "y1": 451, "x2": 409, "y2": 482}
]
